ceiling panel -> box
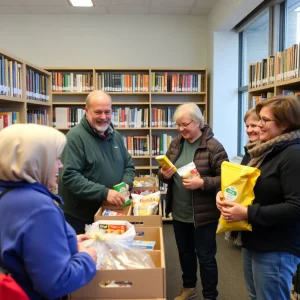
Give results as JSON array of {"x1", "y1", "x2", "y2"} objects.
[
  {"x1": 149, "y1": 5, "x2": 190, "y2": 15},
  {"x1": 0, "y1": 5, "x2": 29, "y2": 13},
  {"x1": 24, "y1": 5, "x2": 72, "y2": 13},
  {"x1": 68, "y1": 6, "x2": 107, "y2": 13},
  {"x1": 190, "y1": 6, "x2": 209, "y2": 15},
  {"x1": 93, "y1": 0, "x2": 111, "y2": 6},
  {"x1": 148, "y1": 0, "x2": 195, "y2": 7},
  {"x1": 195, "y1": 0, "x2": 218, "y2": 8},
  {"x1": 19, "y1": 0, "x2": 66, "y2": 5},
  {"x1": 0, "y1": 0, "x2": 217, "y2": 15},
  {"x1": 108, "y1": 4, "x2": 148, "y2": 14},
  {"x1": 0, "y1": 0, "x2": 23, "y2": 5},
  {"x1": 111, "y1": 0, "x2": 147, "y2": 5}
]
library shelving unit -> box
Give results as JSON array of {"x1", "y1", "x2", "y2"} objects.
[
  {"x1": 0, "y1": 49, "x2": 52, "y2": 129},
  {"x1": 248, "y1": 46, "x2": 300, "y2": 107},
  {"x1": 45, "y1": 67, "x2": 208, "y2": 221}
]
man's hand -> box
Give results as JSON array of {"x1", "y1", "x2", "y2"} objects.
[
  {"x1": 182, "y1": 177, "x2": 204, "y2": 190},
  {"x1": 161, "y1": 164, "x2": 176, "y2": 180},
  {"x1": 107, "y1": 189, "x2": 125, "y2": 206}
]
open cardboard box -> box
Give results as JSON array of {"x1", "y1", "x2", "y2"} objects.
[
  {"x1": 69, "y1": 250, "x2": 165, "y2": 299},
  {"x1": 95, "y1": 202, "x2": 162, "y2": 228},
  {"x1": 134, "y1": 227, "x2": 163, "y2": 251},
  {"x1": 132, "y1": 176, "x2": 158, "y2": 194}
]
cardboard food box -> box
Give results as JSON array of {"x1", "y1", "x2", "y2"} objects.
[
  {"x1": 95, "y1": 203, "x2": 162, "y2": 228},
  {"x1": 132, "y1": 176, "x2": 158, "y2": 194},
  {"x1": 134, "y1": 227, "x2": 163, "y2": 251},
  {"x1": 69, "y1": 250, "x2": 165, "y2": 299}
]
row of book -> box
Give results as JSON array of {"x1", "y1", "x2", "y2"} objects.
[
  {"x1": 121, "y1": 134, "x2": 173, "y2": 156},
  {"x1": 26, "y1": 69, "x2": 49, "y2": 101},
  {"x1": 249, "y1": 90, "x2": 300, "y2": 108},
  {"x1": 249, "y1": 42, "x2": 300, "y2": 88},
  {"x1": 53, "y1": 107, "x2": 85, "y2": 128},
  {"x1": 51, "y1": 72, "x2": 94, "y2": 93},
  {"x1": 151, "y1": 72, "x2": 203, "y2": 93},
  {"x1": 98, "y1": 73, "x2": 149, "y2": 92},
  {"x1": 52, "y1": 106, "x2": 179, "y2": 129},
  {"x1": 49, "y1": 71, "x2": 204, "y2": 93},
  {"x1": 111, "y1": 107, "x2": 149, "y2": 128},
  {"x1": 0, "y1": 56, "x2": 22, "y2": 97},
  {"x1": 0, "y1": 111, "x2": 20, "y2": 129},
  {"x1": 249, "y1": 92, "x2": 274, "y2": 108},
  {"x1": 0, "y1": 109, "x2": 49, "y2": 129},
  {"x1": 27, "y1": 109, "x2": 49, "y2": 125}
]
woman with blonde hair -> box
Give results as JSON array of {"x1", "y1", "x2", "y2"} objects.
[
  {"x1": 0, "y1": 124, "x2": 97, "y2": 300},
  {"x1": 241, "y1": 108, "x2": 260, "y2": 165},
  {"x1": 217, "y1": 96, "x2": 300, "y2": 300},
  {"x1": 159, "y1": 103, "x2": 228, "y2": 300}
]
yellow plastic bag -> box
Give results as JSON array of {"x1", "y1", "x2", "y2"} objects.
[{"x1": 216, "y1": 161, "x2": 261, "y2": 233}]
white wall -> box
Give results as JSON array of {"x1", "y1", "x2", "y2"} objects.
[
  {"x1": 207, "y1": 0, "x2": 264, "y2": 159},
  {"x1": 212, "y1": 31, "x2": 239, "y2": 159},
  {"x1": 0, "y1": 14, "x2": 207, "y2": 68}
]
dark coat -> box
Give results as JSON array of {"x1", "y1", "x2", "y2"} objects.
[
  {"x1": 242, "y1": 139, "x2": 300, "y2": 257},
  {"x1": 158, "y1": 125, "x2": 228, "y2": 227}
]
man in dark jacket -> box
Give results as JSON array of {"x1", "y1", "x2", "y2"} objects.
[
  {"x1": 59, "y1": 90, "x2": 135, "y2": 234},
  {"x1": 159, "y1": 103, "x2": 228, "y2": 300}
]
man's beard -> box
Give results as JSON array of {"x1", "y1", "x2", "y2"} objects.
[{"x1": 94, "y1": 122, "x2": 109, "y2": 134}]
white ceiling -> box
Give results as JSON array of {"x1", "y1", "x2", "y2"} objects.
[{"x1": 0, "y1": 0, "x2": 218, "y2": 15}]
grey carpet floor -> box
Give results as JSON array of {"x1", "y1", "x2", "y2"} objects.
[{"x1": 163, "y1": 223, "x2": 248, "y2": 300}]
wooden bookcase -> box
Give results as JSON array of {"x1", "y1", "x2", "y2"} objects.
[
  {"x1": 0, "y1": 48, "x2": 52, "y2": 128},
  {"x1": 45, "y1": 67, "x2": 208, "y2": 221},
  {"x1": 248, "y1": 77, "x2": 300, "y2": 108},
  {"x1": 248, "y1": 47, "x2": 300, "y2": 107}
]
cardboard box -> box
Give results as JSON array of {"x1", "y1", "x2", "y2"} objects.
[
  {"x1": 69, "y1": 250, "x2": 165, "y2": 299},
  {"x1": 134, "y1": 227, "x2": 163, "y2": 251},
  {"x1": 97, "y1": 204, "x2": 132, "y2": 216},
  {"x1": 132, "y1": 177, "x2": 158, "y2": 194},
  {"x1": 95, "y1": 204, "x2": 162, "y2": 228}
]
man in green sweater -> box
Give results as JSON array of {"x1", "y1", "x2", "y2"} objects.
[{"x1": 58, "y1": 90, "x2": 135, "y2": 234}]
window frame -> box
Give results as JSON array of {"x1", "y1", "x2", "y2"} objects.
[{"x1": 237, "y1": 1, "x2": 288, "y2": 157}]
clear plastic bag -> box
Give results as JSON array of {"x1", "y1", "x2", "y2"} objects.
[{"x1": 82, "y1": 220, "x2": 155, "y2": 270}]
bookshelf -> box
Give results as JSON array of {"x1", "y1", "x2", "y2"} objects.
[
  {"x1": 45, "y1": 67, "x2": 208, "y2": 222},
  {"x1": 248, "y1": 44, "x2": 300, "y2": 107},
  {"x1": 0, "y1": 49, "x2": 52, "y2": 129}
]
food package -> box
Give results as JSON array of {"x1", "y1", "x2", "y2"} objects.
[
  {"x1": 113, "y1": 182, "x2": 131, "y2": 207},
  {"x1": 131, "y1": 191, "x2": 160, "y2": 216},
  {"x1": 155, "y1": 155, "x2": 177, "y2": 171},
  {"x1": 216, "y1": 161, "x2": 261, "y2": 233},
  {"x1": 177, "y1": 162, "x2": 200, "y2": 179},
  {"x1": 83, "y1": 220, "x2": 154, "y2": 270},
  {"x1": 102, "y1": 209, "x2": 126, "y2": 217}
]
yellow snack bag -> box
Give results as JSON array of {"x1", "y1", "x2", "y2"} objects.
[{"x1": 216, "y1": 161, "x2": 261, "y2": 233}]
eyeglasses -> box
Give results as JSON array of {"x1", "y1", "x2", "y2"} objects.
[
  {"x1": 258, "y1": 117, "x2": 276, "y2": 125},
  {"x1": 176, "y1": 120, "x2": 193, "y2": 129}
]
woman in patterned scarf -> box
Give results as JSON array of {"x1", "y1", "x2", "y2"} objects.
[{"x1": 217, "y1": 96, "x2": 300, "y2": 300}]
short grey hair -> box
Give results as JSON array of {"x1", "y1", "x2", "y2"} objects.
[
  {"x1": 173, "y1": 102, "x2": 205, "y2": 129},
  {"x1": 85, "y1": 90, "x2": 112, "y2": 107}
]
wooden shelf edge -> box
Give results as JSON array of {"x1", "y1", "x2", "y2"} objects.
[
  {"x1": 275, "y1": 77, "x2": 300, "y2": 87},
  {"x1": 248, "y1": 84, "x2": 275, "y2": 93},
  {"x1": 26, "y1": 100, "x2": 51, "y2": 106},
  {"x1": 162, "y1": 217, "x2": 173, "y2": 221},
  {"x1": 0, "y1": 95, "x2": 26, "y2": 103}
]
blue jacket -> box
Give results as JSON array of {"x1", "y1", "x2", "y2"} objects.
[{"x1": 0, "y1": 181, "x2": 96, "y2": 300}]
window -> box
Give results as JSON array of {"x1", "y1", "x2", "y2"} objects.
[
  {"x1": 241, "y1": 11, "x2": 270, "y2": 86},
  {"x1": 238, "y1": 10, "x2": 269, "y2": 155},
  {"x1": 286, "y1": 0, "x2": 300, "y2": 47}
]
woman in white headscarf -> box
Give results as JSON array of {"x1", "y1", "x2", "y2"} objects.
[{"x1": 0, "y1": 124, "x2": 97, "y2": 300}]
